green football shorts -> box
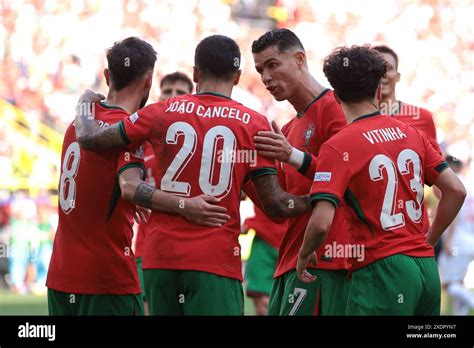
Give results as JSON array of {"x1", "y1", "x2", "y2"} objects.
[
  {"x1": 346, "y1": 254, "x2": 440, "y2": 315},
  {"x1": 143, "y1": 269, "x2": 244, "y2": 315},
  {"x1": 269, "y1": 268, "x2": 350, "y2": 315},
  {"x1": 47, "y1": 288, "x2": 144, "y2": 315},
  {"x1": 136, "y1": 256, "x2": 146, "y2": 301},
  {"x1": 245, "y1": 236, "x2": 278, "y2": 297}
]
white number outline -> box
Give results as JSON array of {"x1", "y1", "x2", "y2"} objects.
[
  {"x1": 161, "y1": 122, "x2": 236, "y2": 198},
  {"x1": 59, "y1": 142, "x2": 81, "y2": 214},
  {"x1": 369, "y1": 149, "x2": 423, "y2": 230},
  {"x1": 369, "y1": 154, "x2": 404, "y2": 230},
  {"x1": 161, "y1": 122, "x2": 197, "y2": 196},
  {"x1": 199, "y1": 125, "x2": 236, "y2": 197},
  {"x1": 398, "y1": 149, "x2": 424, "y2": 223},
  {"x1": 289, "y1": 287, "x2": 307, "y2": 316}
]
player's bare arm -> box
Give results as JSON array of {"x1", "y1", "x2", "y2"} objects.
[
  {"x1": 297, "y1": 200, "x2": 336, "y2": 283},
  {"x1": 426, "y1": 169, "x2": 466, "y2": 246},
  {"x1": 75, "y1": 90, "x2": 126, "y2": 150},
  {"x1": 252, "y1": 174, "x2": 311, "y2": 222},
  {"x1": 119, "y1": 167, "x2": 231, "y2": 227},
  {"x1": 254, "y1": 120, "x2": 308, "y2": 171}
]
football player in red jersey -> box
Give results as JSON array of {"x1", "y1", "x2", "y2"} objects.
[
  {"x1": 297, "y1": 45, "x2": 465, "y2": 315},
  {"x1": 373, "y1": 45, "x2": 441, "y2": 154},
  {"x1": 373, "y1": 45, "x2": 442, "y2": 242},
  {"x1": 46, "y1": 38, "x2": 229, "y2": 316},
  {"x1": 251, "y1": 29, "x2": 350, "y2": 315},
  {"x1": 159, "y1": 72, "x2": 194, "y2": 101},
  {"x1": 74, "y1": 35, "x2": 312, "y2": 315},
  {"x1": 135, "y1": 72, "x2": 194, "y2": 314}
]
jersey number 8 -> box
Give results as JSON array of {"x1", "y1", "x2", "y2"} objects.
[{"x1": 59, "y1": 142, "x2": 81, "y2": 214}]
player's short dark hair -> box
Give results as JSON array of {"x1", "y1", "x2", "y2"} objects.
[
  {"x1": 106, "y1": 37, "x2": 157, "y2": 91},
  {"x1": 194, "y1": 35, "x2": 240, "y2": 81},
  {"x1": 251, "y1": 28, "x2": 305, "y2": 54},
  {"x1": 160, "y1": 72, "x2": 193, "y2": 93},
  {"x1": 323, "y1": 45, "x2": 388, "y2": 103},
  {"x1": 372, "y1": 45, "x2": 399, "y2": 70}
]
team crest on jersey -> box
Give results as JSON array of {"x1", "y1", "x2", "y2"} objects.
[
  {"x1": 303, "y1": 124, "x2": 315, "y2": 147},
  {"x1": 129, "y1": 112, "x2": 139, "y2": 124}
]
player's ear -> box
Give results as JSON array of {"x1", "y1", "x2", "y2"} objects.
[
  {"x1": 375, "y1": 84, "x2": 383, "y2": 103},
  {"x1": 396, "y1": 71, "x2": 401, "y2": 83},
  {"x1": 104, "y1": 69, "x2": 110, "y2": 87},
  {"x1": 144, "y1": 70, "x2": 153, "y2": 89},
  {"x1": 233, "y1": 70, "x2": 242, "y2": 86},
  {"x1": 295, "y1": 51, "x2": 306, "y2": 68},
  {"x1": 193, "y1": 67, "x2": 199, "y2": 84}
]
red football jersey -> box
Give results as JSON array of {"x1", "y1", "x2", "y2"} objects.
[
  {"x1": 310, "y1": 112, "x2": 448, "y2": 270},
  {"x1": 392, "y1": 102, "x2": 441, "y2": 154},
  {"x1": 135, "y1": 142, "x2": 157, "y2": 258},
  {"x1": 121, "y1": 92, "x2": 276, "y2": 281},
  {"x1": 243, "y1": 205, "x2": 287, "y2": 249},
  {"x1": 391, "y1": 101, "x2": 442, "y2": 234},
  {"x1": 274, "y1": 89, "x2": 350, "y2": 278},
  {"x1": 47, "y1": 102, "x2": 145, "y2": 294}
]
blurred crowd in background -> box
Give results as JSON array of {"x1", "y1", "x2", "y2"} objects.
[{"x1": 0, "y1": 0, "x2": 472, "y2": 296}]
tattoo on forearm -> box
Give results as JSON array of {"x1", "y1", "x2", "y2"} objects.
[
  {"x1": 75, "y1": 107, "x2": 125, "y2": 150},
  {"x1": 254, "y1": 174, "x2": 311, "y2": 218},
  {"x1": 93, "y1": 126, "x2": 124, "y2": 149},
  {"x1": 134, "y1": 182, "x2": 155, "y2": 209}
]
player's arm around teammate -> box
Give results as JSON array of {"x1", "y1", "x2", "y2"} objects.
[{"x1": 74, "y1": 91, "x2": 230, "y2": 227}]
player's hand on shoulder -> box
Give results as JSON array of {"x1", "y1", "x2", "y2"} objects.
[
  {"x1": 76, "y1": 90, "x2": 105, "y2": 119},
  {"x1": 78, "y1": 89, "x2": 105, "y2": 104},
  {"x1": 254, "y1": 120, "x2": 292, "y2": 162},
  {"x1": 181, "y1": 194, "x2": 231, "y2": 227}
]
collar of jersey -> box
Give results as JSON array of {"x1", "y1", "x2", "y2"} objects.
[
  {"x1": 296, "y1": 88, "x2": 330, "y2": 118},
  {"x1": 195, "y1": 92, "x2": 232, "y2": 100},
  {"x1": 352, "y1": 110, "x2": 382, "y2": 123},
  {"x1": 99, "y1": 101, "x2": 127, "y2": 112}
]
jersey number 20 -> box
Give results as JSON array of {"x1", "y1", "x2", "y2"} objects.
[
  {"x1": 369, "y1": 149, "x2": 424, "y2": 230},
  {"x1": 161, "y1": 122, "x2": 236, "y2": 198}
]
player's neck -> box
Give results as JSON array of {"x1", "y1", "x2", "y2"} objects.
[
  {"x1": 341, "y1": 100, "x2": 380, "y2": 123},
  {"x1": 288, "y1": 74, "x2": 326, "y2": 115},
  {"x1": 196, "y1": 81, "x2": 233, "y2": 99},
  {"x1": 380, "y1": 92, "x2": 397, "y2": 105},
  {"x1": 379, "y1": 92, "x2": 399, "y2": 115},
  {"x1": 105, "y1": 89, "x2": 142, "y2": 115}
]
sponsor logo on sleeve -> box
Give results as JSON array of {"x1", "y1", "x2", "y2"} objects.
[{"x1": 314, "y1": 172, "x2": 332, "y2": 182}]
